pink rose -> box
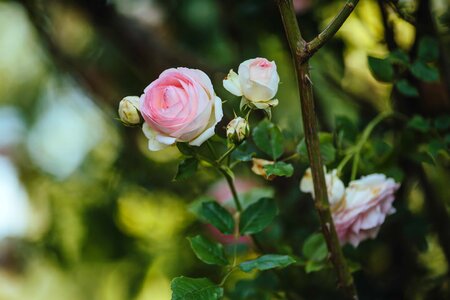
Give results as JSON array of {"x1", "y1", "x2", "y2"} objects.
[
  {"x1": 223, "y1": 58, "x2": 280, "y2": 109},
  {"x1": 300, "y1": 170, "x2": 400, "y2": 247},
  {"x1": 140, "y1": 68, "x2": 223, "y2": 151},
  {"x1": 333, "y1": 174, "x2": 400, "y2": 247}
]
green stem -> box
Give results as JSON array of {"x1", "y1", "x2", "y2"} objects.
[
  {"x1": 350, "y1": 111, "x2": 392, "y2": 180},
  {"x1": 217, "y1": 144, "x2": 237, "y2": 163},
  {"x1": 281, "y1": 153, "x2": 300, "y2": 162},
  {"x1": 277, "y1": 1, "x2": 358, "y2": 299},
  {"x1": 219, "y1": 167, "x2": 243, "y2": 212}
]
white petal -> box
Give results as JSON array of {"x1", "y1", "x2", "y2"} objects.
[
  {"x1": 223, "y1": 69, "x2": 243, "y2": 96},
  {"x1": 142, "y1": 123, "x2": 170, "y2": 151},
  {"x1": 189, "y1": 126, "x2": 215, "y2": 146},
  {"x1": 156, "y1": 135, "x2": 177, "y2": 145}
]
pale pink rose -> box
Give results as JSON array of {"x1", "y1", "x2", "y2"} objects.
[
  {"x1": 223, "y1": 58, "x2": 280, "y2": 109},
  {"x1": 205, "y1": 178, "x2": 256, "y2": 245},
  {"x1": 300, "y1": 170, "x2": 400, "y2": 247},
  {"x1": 333, "y1": 174, "x2": 400, "y2": 247},
  {"x1": 300, "y1": 168, "x2": 345, "y2": 206},
  {"x1": 140, "y1": 68, "x2": 223, "y2": 151}
]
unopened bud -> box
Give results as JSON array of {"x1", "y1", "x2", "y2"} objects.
[
  {"x1": 118, "y1": 96, "x2": 141, "y2": 125},
  {"x1": 226, "y1": 117, "x2": 249, "y2": 144}
]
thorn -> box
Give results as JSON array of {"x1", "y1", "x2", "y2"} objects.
[{"x1": 305, "y1": 74, "x2": 314, "y2": 85}]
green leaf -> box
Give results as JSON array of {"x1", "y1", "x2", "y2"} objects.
[
  {"x1": 302, "y1": 233, "x2": 328, "y2": 262},
  {"x1": 297, "y1": 133, "x2": 336, "y2": 165},
  {"x1": 388, "y1": 49, "x2": 410, "y2": 66},
  {"x1": 408, "y1": 115, "x2": 430, "y2": 133},
  {"x1": 434, "y1": 115, "x2": 450, "y2": 130},
  {"x1": 240, "y1": 198, "x2": 278, "y2": 235},
  {"x1": 335, "y1": 115, "x2": 358, "y2": 146},
  {"x1": 418, "y1": 36, "x2": 439, "y2": 62},
  {"x1": 263, "y1": 162, "x2": 294, "y2": 177},
  {"x1": 239, "y1": 254, "x2": 296, "y2": 272},
  {"x1": 174, "y1": 157, "x2": 198, "y2": 181},
  {"x1": 368, "y1": 56, "x2": 394, "y2": 82},
  {"x1": 396, "y1": 79, "x2": 419, "y2": 97},
  {"x1": 199, "y1": 201, "x2": 234, "y2": 235},
  {"x1": 232, "y1": 141, "x2": 256, "y2": 162},
  {"x1": 305, "y1": 260, "x2": 328, "y2": 273},
  {"x1": 410, "y1": 60, "x2": 439, "y2": 82},
  {"x1": 410, "y1": 152, "x2": 435, "y2": 165},
  {"x1": 176, "y1": 142, "x2": 196, "y2": 156},
  {"x1": 171, "y1": 277, "x2": 223, "y2": 300},
  {"x1": 188, "y1": 235, "x2": 228, "y2": 266},
  {"x1": 428, "y1": 139, "x2": 447, "y2": 158},
  {"x1": 188, "y1": 196, "x2": 215, "y2": 217},
  {"x1": 239, "y1": 187, "x2": 275, "y2": 210},
  {"x1": 252, "y1": 120, "x2": 284, "y2": 160}
]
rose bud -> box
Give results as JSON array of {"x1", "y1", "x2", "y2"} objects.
[
  {"x1": 251, "y1": 158, "x2": 276, "y2": 181},
  {"x1": 140, "y1": 68, "x2": 223, "y2": 151},
  {"x1": 118, "y1": 96, "x2": 142, "y2": 126},
  {"x1": 226, "y1": 117, "x2": 249, "y2": 144},
  {"x1": 223, "y1": 58, "x2": 280, "y2": 110}
]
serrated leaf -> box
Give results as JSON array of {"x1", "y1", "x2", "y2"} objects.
[
  {"x1": 188, "y1": 235, "x2": 228, "y2": 266},
  {"x1": 302, "y1": 233, "x2": 328, "y2": 262},
  {"x1": 199, "y1": 201, "x2": 234, "y2": 234},
  {"x1": 263, "y1": 161, "x2": 294, "y2": 177},
  {"x1": 239, "y1": 255, "x2": 296, "y2": 272},
  {"x1": 174, "y1": 157, "x2": 198, "y2": 181},
  {"x1": 410, "y1": 61, "x2": 439, "y2": 82},
  {"x1": 171, "y1": 277, "x2": 223, "y2": 300},
  {"x1": 240, "y1": 198, "x2": 278, "y2": 235},
  {"x1": 396, "y1": 79, "x2": 419, "y2": 97},
  {"x1": 368, "y1": 56, "x2": 394, "y2": 82},
  {"x1": 252, "y1": 120, "x2": 284, "y2": 160},
  {"x1": 408, "y1": 115, "x2": 430, "y2": 133},
  {"x1": 418, "y1": 36, "x2": 439, "y2": 62}
]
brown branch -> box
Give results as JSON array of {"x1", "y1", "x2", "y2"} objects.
[{"x1": 276, "y1": 1, "x2": 358, "y2": 299}]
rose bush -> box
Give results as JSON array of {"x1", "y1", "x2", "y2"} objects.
[{"x1": 140, "y1": 67, "x2": 223, "y2": 151}]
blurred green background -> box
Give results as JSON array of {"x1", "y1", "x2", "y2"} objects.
[{"x1": 0, "y1": 0, "x2": 449, "y2": 299}]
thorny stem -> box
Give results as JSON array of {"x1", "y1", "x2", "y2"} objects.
[{"x1": 276, "y1": 0, "x2": 359, "y2": 299}]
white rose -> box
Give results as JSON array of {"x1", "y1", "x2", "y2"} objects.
[{"x1": 223, "y1": 57, "x2": 280, "y2": 110}]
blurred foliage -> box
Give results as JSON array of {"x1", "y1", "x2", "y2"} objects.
[{"x1": 0, "y1": 0, "x2": 449, "y2": 299}]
